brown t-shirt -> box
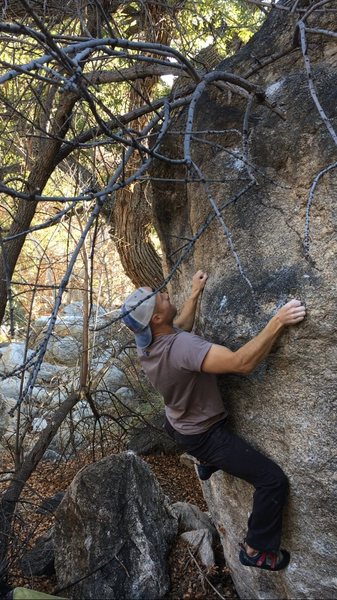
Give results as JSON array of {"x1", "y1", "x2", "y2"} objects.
[{"x1": 138, "y1": 329, "x2": 227, "y2": 434}]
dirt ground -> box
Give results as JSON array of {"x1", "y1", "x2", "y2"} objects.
[{"x1": 1, "y1": 450, "x2": 238, "y2": 599}]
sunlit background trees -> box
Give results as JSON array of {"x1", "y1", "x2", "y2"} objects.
[{"x1": 0, "y1": 0, "x2": 264, "y2": 335}]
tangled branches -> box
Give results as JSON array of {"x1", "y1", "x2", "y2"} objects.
[
  {"x1": 0, "y1": 0, "x2": 336, "y2": 584},
  {"x1": 0, "y1": 0, "x2": 335, "y2": 408}
]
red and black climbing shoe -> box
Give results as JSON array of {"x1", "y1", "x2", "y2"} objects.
[{"x1": 239, "y1": 544, "x2": 290, "y2": 571}]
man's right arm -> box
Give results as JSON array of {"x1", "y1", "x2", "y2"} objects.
[{"x1": 201, "y1": 299, "x2": 306, "y2": 375}]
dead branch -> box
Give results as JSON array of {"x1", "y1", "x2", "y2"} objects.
[{"x1": 298, "y1": 21, "x2": 337, "y2": 147}]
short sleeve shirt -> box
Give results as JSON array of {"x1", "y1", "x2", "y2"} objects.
[{"x1": 139, "y1": 329, "x2": 227, "y2": 434}]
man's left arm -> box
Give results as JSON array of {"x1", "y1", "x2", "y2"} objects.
[{"x1": 174, "y1": 270, "x2": 208, "y2": 331}]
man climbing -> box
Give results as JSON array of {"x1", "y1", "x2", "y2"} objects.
[{"x1": 121, "y1": 271, "x2": 306, "y2": 571}]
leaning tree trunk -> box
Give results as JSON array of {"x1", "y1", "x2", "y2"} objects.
[
  {"x1": 0, "y1": 391, "x2": 80, "y2": 579},
  {"x1": 112, "y1": 177, "x2": 164, "y2": 288},
  {"x1": 107, "y1": 0, "x2": 178, "y2": 289},
  {"x1": 110, "y1": 75, "x2": 165, "y2": 289},
  {"x1": 110, "y1": 34, "x2": 225, "y2": 290},
  {"x1": 0, "y1": 91, "x2": 78, "y2": 326}
]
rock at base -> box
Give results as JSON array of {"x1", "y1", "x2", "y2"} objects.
[
  {"x1": 20, "y1": 529, "x2": 55, "y2": 577},
  {"x1": 53, "y1": 452, "x2": 177, "y2": 599},
  {"x1": 181, "y1": 529, "x2": 215, "y2": 567},
  {"x1": 127, "y1": 412, "x2": 180, "y2": 455},
  {"x1": 171, "y1": 501, "x2": 217, "y2": 537}
]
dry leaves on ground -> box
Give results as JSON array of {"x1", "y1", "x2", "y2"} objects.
[{"x1": 1, "y1": 449, "x2": 238, "y2": 599}]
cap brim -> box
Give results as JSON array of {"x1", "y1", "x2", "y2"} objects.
[{"x1": 134, "y1": 325, "x2": 152, "y2": 349}]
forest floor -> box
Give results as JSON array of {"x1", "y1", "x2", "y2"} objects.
[
  {"x1": 145, "y1": 455, "x2": 238, "y2": 600},
  {"x1": 1, "y1": 450, "x2": 239, "y2": 599}
]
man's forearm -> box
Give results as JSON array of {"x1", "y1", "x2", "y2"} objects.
[
  {"x1": 202, "y1": 299, "x2": 305, "y2": 375},
  {"x1": 174, "y1": 290, "x2": 200, "y2": 331},
  {"x1": 235, "y1": 316, "x2": 284, "y2": 373}
]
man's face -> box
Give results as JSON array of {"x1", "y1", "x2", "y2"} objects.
[{"x1": 144, "y1": 288, "x2": 177, "y2": 324}]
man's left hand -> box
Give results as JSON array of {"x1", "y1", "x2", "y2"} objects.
[{"x1": 192, "y1": 270, "x2": 208, "y2": 294}]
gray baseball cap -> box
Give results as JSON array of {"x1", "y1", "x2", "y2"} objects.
[{"x1": 121, "y1": 287, "x2": 156, "y2": 349}]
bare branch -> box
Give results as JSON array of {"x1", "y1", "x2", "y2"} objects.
[
  {"x1": 299, "y1": 0, "x2": 334, "y2": 21},
  {"x1": 304, "y1": 161, "x2": 337, "y2": 256},
  {"x1": 242, "y1": 93, "x2": 257, "y2": 184},
  {"x1": 298, "y1": 21, "x2": 337, "y2": 147},
  {"x1": 184, "y1": 70, "x2": 265, "y2": 165},
  {"x1": 305, "y1": 27, "x2": 337, "y2": 38}
]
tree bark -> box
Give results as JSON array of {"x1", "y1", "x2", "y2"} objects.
[
  {"x1": 111, "y1": 179, "x2": 164, "y2": 288},
  {"x1": 0, "y1": 391, "x2": 80, "y2": 579},
  {"x1": 108, "y1": 0, "x2": 174, "y2": 289},
  {"x1": 0, "y1": 90, "x2": 77, "y2": 326}
]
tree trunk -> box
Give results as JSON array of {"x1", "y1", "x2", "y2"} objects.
[
  {"x1": 111, "y1": 179, "x2": 164, "y2": 288},
  {"x1": 108, "y1": 1, "x2": 174, "y2": 289},
  {"x1": 0, "y1": 391, "x2": 80, "y2": 579},
  {"x1": 0, "y1": 91, "x2": 77, "y2": 326}
]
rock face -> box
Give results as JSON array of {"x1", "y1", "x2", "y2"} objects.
[
  {"x1": 127, "y1": 411, "x2": 180, "y2": 455},
  {"x1": 150, "y1": 7, "x2": 337, "y2": 600},
  {"x1": 53, "y1": 452, "x2": 177, "y2": 599}
]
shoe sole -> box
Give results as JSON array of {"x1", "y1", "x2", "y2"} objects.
[{"x1": 239, "y1": 550, "x2": 290, "y2": 571}]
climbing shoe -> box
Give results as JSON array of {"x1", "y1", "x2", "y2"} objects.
[
  {"x1": 239, "y1": 544, "x2": 290, "y2": 571},
  {"x1": 195, "y1": 463, "x2": 219, "y2": 481}
]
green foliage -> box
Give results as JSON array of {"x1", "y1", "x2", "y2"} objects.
[
  {"x1": 0, "y1": 0, "x2": 266, "y2": 328},
  {"x1": 168, "y1": 0, "x2": 263, "y2": 57}
]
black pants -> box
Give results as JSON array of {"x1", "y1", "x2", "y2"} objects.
[{"x1": 165, "y1": 418, "x2": 288, "y2": 552}]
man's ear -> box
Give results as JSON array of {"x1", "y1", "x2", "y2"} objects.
[{"x1": 151, "y1": 312, "x2": 162, "y2": 325}]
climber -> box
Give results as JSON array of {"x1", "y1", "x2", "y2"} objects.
[{"x1": 121, "y1": 271, "x2": 306, "y2": 571}]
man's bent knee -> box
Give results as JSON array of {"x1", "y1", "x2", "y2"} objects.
[
  {"x1": 273, "y1": 467, "x2": 289, "y2": 500},
  {"x1": 266, "y1": 463, "x2": 289, "y2": 494}
]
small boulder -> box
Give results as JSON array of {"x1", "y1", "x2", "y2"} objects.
[
  {"x1": 44, "y1": 336, "x2": 81, "y2": 366},
  {"x1": 62, "y1": 302, "x2": 85, "y2": 316},
  {"x1": 62, "y1": 302, "x2": 107, "y2": 318},
  {"x1": 42, "y1": 449, "x2": 63, "y2": 463},
  {"x1": 0, "y1": 343, "x2": 33, "y2": 374},
  {"x1": 127, "y1": 412, "x2": 180, "y2": 455},
  {"x1": 181, "y1": 529, "x2": 215, "y2": 567},
  {"x1": 20, "y1": 529, "x2": 55, "y2": 576},
  {"x1": 101, "y1": 364, "x2": 127, "y2": 390},
  {"x1": 34, "y1": 362, "x2": 66, "y2": 384},
  {"x1": 115, "y1": 386, "x2": 135, "y2": 405},
  {"x1": 31, "y1": 417, "x2": 48, "y2": 432},
  {"x1": 0, "y1": 376, "x2": 23, "y2": 400},
  {"x1": 171, "y1": 502, "x2": 218, "y2": 568},
  {"x1": 53, "y1": 452, "x2": 177, "y2": 599},
  {"x1": 170, "y1": 501, "x2": 217, "y2": 537}
]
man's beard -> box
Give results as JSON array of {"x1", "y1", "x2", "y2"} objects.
[{"x1": 169, "y1": 305, "x2": 177, "y2": 323}]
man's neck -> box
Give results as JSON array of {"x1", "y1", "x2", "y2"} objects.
[{"x1": 152, "y1": 324, "x2": 175, "y2": 338}]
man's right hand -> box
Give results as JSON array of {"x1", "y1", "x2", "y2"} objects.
[
  {"x1": 275, "y1": 299, "x2": 306, "y2": 326},
  {"x1": 191, "y1": 270, "x2": 208, "y2": 295}
]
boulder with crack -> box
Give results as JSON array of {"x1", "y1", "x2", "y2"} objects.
[{"x1": 53, "y1": 452, "x2": 177, "y2": 599}]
